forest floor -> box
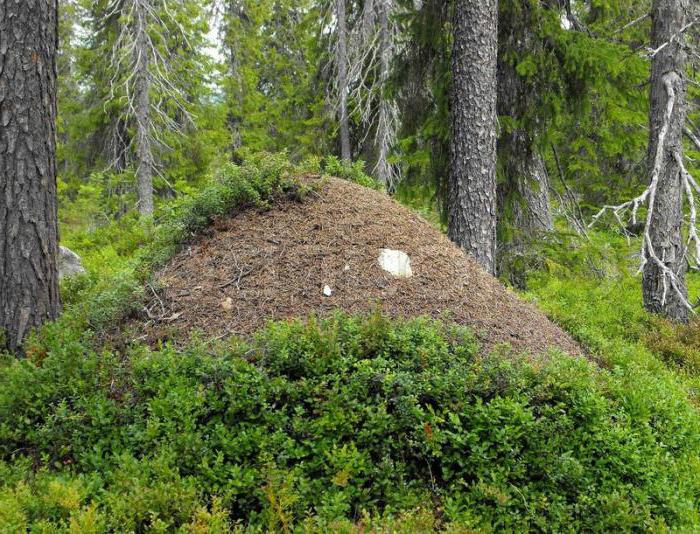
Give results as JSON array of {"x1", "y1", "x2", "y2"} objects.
[{"x1": 137, "y1": 176, "x2": 582, "y2": 357}]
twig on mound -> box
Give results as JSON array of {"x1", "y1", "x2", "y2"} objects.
[
  {"x1": 143, "y1": 305, "x2": 159, "y2": 321},
  {"x1": 218, "y1": 257, "x2": 254, "y2": 290},
  {"x1": 147, "y1": 283, "x2": 166, "y2": 315}
]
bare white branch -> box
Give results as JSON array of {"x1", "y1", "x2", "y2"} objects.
[{"x1": 590, "y1": 72, "x2": 696, "y2": 312}]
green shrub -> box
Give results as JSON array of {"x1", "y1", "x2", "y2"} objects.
[
  {"x1": 6, "y1": 155, "x2": 700, "y2": 531},
  {"x1": 2, "y1": 314, "x2": 699, "y2": 531},
  {"x1": 322, "y1": 156, "x2": 382, "y2": 190},
  {"x1": 644, "y1": 317, "x2": 700, "y2": 374},
  {"x1": 521, "y1": 226, "x2": 700, "y2": 415}
]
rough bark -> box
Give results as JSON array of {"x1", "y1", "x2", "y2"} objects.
[
  {"x1": 498, "y1": 130, "x2": 552, "y2": 234},
  {"x1": 0, "y1": 0, "x2": 61, "y2": 351},
  {"x1": 497, "y1": 130, "x2": 552, "y2": 286},
  {"x1": 134, "y1": 0, "x2": 154, "y2": 216},
  {"x1": 510, "y1": 139, "x2": 552, "y2": 233},
  {"x1": 447, "y1": 0, "x2": 499, "y2": 275},
  {"x1": 336, "y1": 0, "x2": 352, "y2": 161},
  {"x1": 642, "y1": 0, "x2": 689, "y2": 321}
]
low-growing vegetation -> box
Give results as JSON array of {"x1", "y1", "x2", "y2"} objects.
[
  {"x1": 2, "y1": 158, "x2": 700, "y2": 531},
  {"x1": 3, "y1": 0, "x2": 700, "y2": 530},
  {"x1": 3, "y1": 313, "x2": 700, "y2": 531},
  {"x1": 522, "y1": 230, "x2": 700, "y2": 399}
]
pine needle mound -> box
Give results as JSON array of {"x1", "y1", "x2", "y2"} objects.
[{"x1": 143, "y1": 177, "x2": 581, "y2": 356}]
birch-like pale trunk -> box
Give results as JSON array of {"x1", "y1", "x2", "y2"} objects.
[
  {"x1": 336, "y1": 0, "x2": 352, "y2": 161},
  {"x1": 642, "y1": 0, "x2": 690, "y2": 321},
  {"x1": 448, "y1": 0, "x2": 499, "y2": 275},
  {"x1": 134, "y1": 0, "x2": 154, "y2": 216}
]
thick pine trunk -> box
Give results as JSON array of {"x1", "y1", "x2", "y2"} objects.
[
  {"x1": 448, "y1": 0, "x2": 499, "y2": 275},
  {"x1": 0, "y1": 0, "x2": 61, "y2": 351},
  {"x1": 336, "y1": 0, "x2": 352, "y2": 161},
  {"x1": 134, "y1": 0, "x2": 154, "y2": 216},
  {"x1": 642, "y1": 0, "x2": 689, "y2": 321}
]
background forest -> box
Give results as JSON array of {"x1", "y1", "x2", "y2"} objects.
[
  {"x1": 56, "y1": 0, "x2": 696, "y2": 228},
  {"x1": 55, "y1": 0, "x2": 700, "y2": 295},
  {"x1": 2, "y1": 0, "x2": 700, "y2": 531}
]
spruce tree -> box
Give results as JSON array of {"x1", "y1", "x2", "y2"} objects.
[
  {"x1": 642, "y1": 0, "x2": 691, "y2": 320},
  {"x1": 78, "y1": 0, "x2": 209, "y2": 215}
]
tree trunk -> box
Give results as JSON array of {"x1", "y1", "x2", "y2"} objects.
[
  {"x1": 500, "y1": 131, "x2": 553, "y2": 230},
  {"x1": 336, "y1": 0, "x2": 352, "y2": 161},
  {"x1": 226, "y1": 1, "x2": 245, "y2": 161},
  {"x1": 447, "y1": 0, "x2": 499, "y2": 275},
  {"x1": 134, "y1": 0, "x2": 154, "y2": 216},
  {"x1": 374, "y1": 0, "x2": 395, "y2": 189},
  {"x1": 497, "y1": 76, "x2": 552, "y2": 240},
  {"x1": 642, "y1": 0, "x2": 689, "y2": 321},
  {"x1": 0, "y1": 0, "x2": 61, "y2": 351},
  {"x1": 497, "y1": 19, "x2": 552, "y2": 241}
]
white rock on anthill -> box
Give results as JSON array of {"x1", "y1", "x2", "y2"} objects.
[
  {"x1": 378, "y1": 249, "x2": 413, "y2": 278},
  {"x1": 323, "y1": 285, "x2": 333, "y2": 297}
]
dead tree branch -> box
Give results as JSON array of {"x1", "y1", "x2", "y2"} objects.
[{"x1": 590, "y1": 72, "x2": 695, "y2": 312}]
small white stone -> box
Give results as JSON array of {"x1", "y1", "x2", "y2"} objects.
[
  {"x1": 378, "y1": 249, "x2": 413, "y2": 278},
  {"x1": 323, "y1": 285, "x2": 333, "y2": 297}
]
